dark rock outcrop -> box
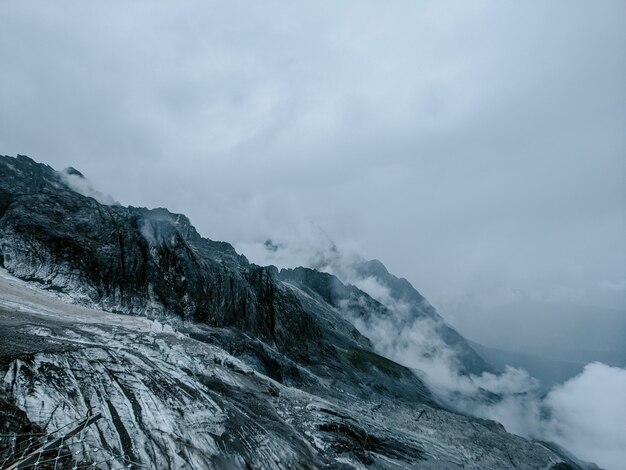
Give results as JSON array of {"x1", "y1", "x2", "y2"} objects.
[{"x1": 0, "y1": 155, "x2": 320, "y2": 358}]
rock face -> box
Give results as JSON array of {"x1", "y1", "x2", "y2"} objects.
[
  {"x1": 0, "y1": 155, "x2": 595, "y2": 469},
  {"x1": 278, "y1": 264, "x2": 492, "y2": 375},
  {"x1": 0, "y1": 272, "x2": 591, "y2": 470},
  {"x1": 0, "y1": 155, "x2": 320, "y2": 359}
]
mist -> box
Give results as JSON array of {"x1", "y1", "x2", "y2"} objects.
[
  {"x1": 340, "y1": 256, "x2": 626, "y2": 470},
  {"x1": 246, "y1": 233, "x2": 626, "y2": 469}
]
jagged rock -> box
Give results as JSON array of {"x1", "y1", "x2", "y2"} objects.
[{"x1": 0, "y1": 155, "x2": 320, "y2": 359}]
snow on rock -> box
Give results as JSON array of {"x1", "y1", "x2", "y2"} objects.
[{"x1": 0, "y1": 271, "x2": 592, "y2": 470}]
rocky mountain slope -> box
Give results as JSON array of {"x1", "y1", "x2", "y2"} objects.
[{"x1": 0, "y1": 155, "x2": 596, "y2": 469}]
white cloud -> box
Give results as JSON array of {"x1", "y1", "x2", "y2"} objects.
[
  {"x1": 542, "y1": 363, "x2": 626, "y2": 470},
  {"x1": 355, "y1": 292, "x2": 626, "y2": 470},
  {"x1": 59, "y1": 169, "x2": 118, "y2": 206}
]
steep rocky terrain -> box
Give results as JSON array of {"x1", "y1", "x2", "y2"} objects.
[
  {"x1": 0, "y1": 155, "x2": 596, "y2": 469},
  {"x1": 278, "y1": 263, "x2": 491, "y2": 376}
]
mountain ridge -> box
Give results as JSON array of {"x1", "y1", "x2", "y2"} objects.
[{"x1": 0, "y1": 154, "x2": 597, "y2": 469}]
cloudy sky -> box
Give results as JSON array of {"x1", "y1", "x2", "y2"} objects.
[{"x1": 1, "y1": 1, "x2": 625, "y2": 328}]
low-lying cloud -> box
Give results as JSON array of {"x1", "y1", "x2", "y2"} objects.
[
  {"x1": 541, "y1": 364, "x2": 626, "y2": 469},
  {"x1": 245, "y1": 232, "x2": 626, "y2": 470},
  {"x1": 350, "y1": 276, "x2": 626, "y2": 470},
  {"x1": 352, "y1": 275, "x2": 626, "y2": 470},
  {"x1": 59, "y1": 168, "x2": 118, "y2": 206}
]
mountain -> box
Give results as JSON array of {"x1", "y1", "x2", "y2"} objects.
[
  {"x1": 277, "y1": 263, "x2": 492, "y2": 379},
  {"x1": 0, "y1": 155, "x2": 596, "y2": 469},
  {"x1": 348, "y1": 259, "x2": 493, "y2": 376}
]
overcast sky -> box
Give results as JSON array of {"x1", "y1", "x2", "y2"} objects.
[{"x1": 1, "y1": 1, "x2": 625, "y2": 321}]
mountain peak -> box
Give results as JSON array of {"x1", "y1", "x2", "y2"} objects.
[{"x1": 360, "y1": 258, "x2": 390, "y2": 277}]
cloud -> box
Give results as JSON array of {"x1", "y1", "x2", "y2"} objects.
[
  {"x1": 350, "y1": 280, "x2": 626, "y2": 469},
  {"x1": 1, "y1": 1, "x2": 624, "y2": 320},
  {"x1": 542, "y1": 363, "x2": 626, "y2": 470},
  {"x1": 59, "y1": 168, "x2": 118, "y2": 206},
  {"x1": 351, "y1": 284, "x2": 626, "y2": 470},
  {"x1": 475, "y1": 363, "x2": 626, "y2": 470},
  {"x1": 236, "y1": 222, "x2": 343, "y2": 270},
  {"x1": 250, "y1": 234, "x2": 625, "y2": 469}
]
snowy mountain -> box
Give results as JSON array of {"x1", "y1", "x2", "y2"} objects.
[{"x1": 0, "y1": 155, "x2": 597, "y2": 469}]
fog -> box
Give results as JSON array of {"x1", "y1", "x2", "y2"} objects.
[
  {"x1": 307, "y1": 246, "x2": 626, "y2": 470},
  {"x1": 239, "y1": 230, "x2": 626, "y2": 468}
]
